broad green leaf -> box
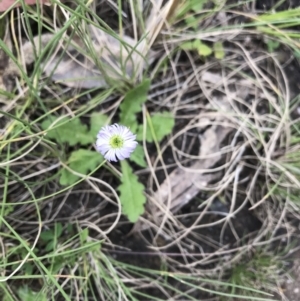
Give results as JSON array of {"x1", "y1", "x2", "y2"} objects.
[
  {"x1": 60, "y1": 149, "x2": 103, "y2": 186},
  {"x1": 118, "y1": 160, "x2": 146, "y2": 222},
  {"x1": 137, "y1": 111, "x2": 174, "y2": 143},
  {"x1": 119, "y1": 79, "x2": 151, "y2": 127},
  {"x1": 213, "y1": 41, "x2": 225, "y2": 59},
  {"x1": 136, "y1": 125, "x2": 143, "y2": 141},
  {"x1": 41, "y1": 115, "x2": 93, "y2": 146},
  {"x1": 90, "y1": 112, "x2": 109, "y2": 138},
  {"x1": 129, "y1": 144, "x2": 147, "y2": 167},
  {"x1": 148, "y1": 111, "x2": 175, "y2": 142}
]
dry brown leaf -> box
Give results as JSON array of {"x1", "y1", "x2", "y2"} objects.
[
  {"x1": 43, "y1": 26, "x2": 152, "y2": 88},
  {"x1": 133, "y1": 124, "x2": 233, "y2": 232},
  {"x1": 2, "y1": 33, "x2": 53, "y2": 93},
  {"x1": 132, "y1": 97, "x2": 234, "y2": 232},
  {"x1": 3, "y1": 25, "x2": 154, "y2": 89},
  {"x1": 152, "y1": 124, "x2": 233, "y2": 214}
]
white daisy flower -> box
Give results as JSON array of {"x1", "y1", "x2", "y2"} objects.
[{"x1": 96, "y1": 124, "x2": 138, "y2": 162}]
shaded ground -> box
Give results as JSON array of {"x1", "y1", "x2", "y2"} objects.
[
  {"x1": 284, "y1": 250, "x2": 300, "y2": 301},
  {"x1": 256, "y1": 0, "x2": 300, "y2": 10}
]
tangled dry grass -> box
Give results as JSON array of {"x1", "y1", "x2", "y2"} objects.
[{"x1": 1, "y1": 0, "x2": 300, "y2": 300}]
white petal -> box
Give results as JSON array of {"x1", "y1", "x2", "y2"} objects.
[
  {"x1": 96, "y1": 144, "x2": 110, "y2": 155},
  {"x1": 115, "y1": 148, "x2": 127, "y2": 160},
  {"x1": 124, "y1": 140, "x2": 138, "y2": 149},
  {"x1": 104, "y1": 149, "x2": 117, "y2": 162},
  {"x1": 123, "y1": 131, "x2": 135, "y2": 141},
  {"x1": 97, "y1": 131, "x2": 110, "y2": 140},
  {"x1": 96, "y1": 137, "x2": 109, "y2": 146}
]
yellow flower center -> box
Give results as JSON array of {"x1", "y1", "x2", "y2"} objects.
[{"x1": 109, "y1": 135, "x2": 124, "y2": 149}]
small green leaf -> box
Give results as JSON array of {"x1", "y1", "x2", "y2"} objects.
[
  {"x1": 181, "y1": 40, "x2": 212, "y2": 57},
  {"x1": 265, "y1": 39, "x2": 280, "y2": 53},
  {"x1": 120, "y1": 79, "x2": 151, "y2": 127},
  {"x1": 46, "y1": 241, "x2": 55, "y2": 252},
  {"x1": 24, "y1": 263, "x2": 34, "y2": 275},
  {"x1": 190, "y1": 0, "x2": 207, "y2": 11},
  {"x1": 17, "y1": 286, "x2": 47, "y2": 301},
  {"x1": 176, "y1": 0, "x2": 208, "y2": 17},
  {"x1": 130, "y1": 144, "x2": 147, "y2": 167},
  {"x1": 147, "y1": 111, "x2": 175, "y2": 143},
  {"x1": 41, "y1": 115, "x2": 93, "y2": 146},
  {"x1": 180, "y1": 41, "x2": 195, "y2": 50},
  {"x1": 185, "y1": 16, "x2": 198, "y2": 29},
  {"x1": 90, "y1": 112, "x2": 109, "y2": 138},
  {"x1": 55, "y1": 222, "x2": 63, "y2": 238},
  {"x1": 67, "y1": 223, "x2": 74, "y2": 234},
  {"x1": 60, "y1": 149, "x2": 103, "y2": 186},
  {"x1": 197, "y1": 41, "x2": 212, "y2": 57},
  {"x1": 80, "y1": 228, "x2": 89, "y2": 243},
  {"x1": 118, "y1": 161, "x2": 146, "y2": 222},
  {"x1": 213, "y1": 41, "x2": 225, "y2": 59},
  {"x1": 52, "y1": 257, "x2": 65, "y2": 274},
  {"x1": 40, "y1": 230, "x2": 54, "y2": 242}
]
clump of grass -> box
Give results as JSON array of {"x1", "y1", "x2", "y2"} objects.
[{"x1": 222, "y1": 248, "x2": 287, "y2": 300}]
